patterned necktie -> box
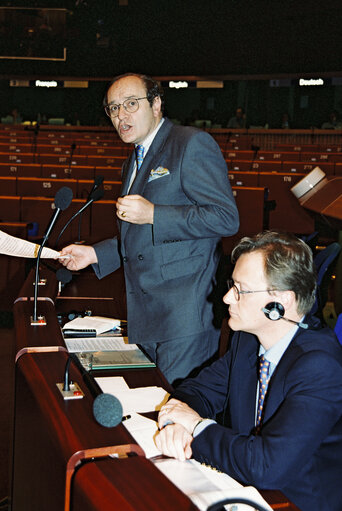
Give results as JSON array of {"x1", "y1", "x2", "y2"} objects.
[
  {"x1": 256, "y1": 355, "x2": 270, "y2": 427},
  {"x1": 136, "y1": 144, "x2": 144, "y2": 171}
]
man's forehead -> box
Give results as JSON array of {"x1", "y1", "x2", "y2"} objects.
[
  {"x1": 108, "y1": 76, "x2": 146, "y2": 100},
  {"x1": 233, "y1": 251, "x2": 266, "y2": 282}
]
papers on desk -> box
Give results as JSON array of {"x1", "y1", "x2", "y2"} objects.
[
  {"x1": 153, "y1": 458, "x2": 273, "y2": 511},
  {"x1": 95, "y1": 375, "x2": 271, "y2": 511},
  {"x1": 62, "y1": 315, "x2": 122, "y2": 336},
  {"x1": 95, "y1": 376, "x2": 169, "y2": 415},
  {"x1": 64, "y1": 336, "x2": 156, "y2": 370}
]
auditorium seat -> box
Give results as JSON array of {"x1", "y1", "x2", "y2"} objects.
[
  {"x1": 0, "y1": 196, "x2": 21, "y2": 221},
  {"x1": 0, "y1": 142, "x2": 32, "y2": 153},
  {"x1": 36, "y1": 154, "x2": 88, "y2": 166},
  {"x1": 225, "y1": 150, "x2": 254, "y2": 160},
  {"x1": 251, "y1": 160, "x2": 282, "y2": 172},
  {"x1": 17, "y1": 177, "x2": 78, "y2": 198},
  {"x1": 35, "y1": 144, "x2": 73, "y2": 155},
  {"x1": 0, "y1": 176, "x2": 16, "y2": 195},
  {"x1": 282, "y1": 161, "x2": 335, "y2": 175},
  {"x1": 300, "y1": 152, "x2": 331, "y2": 162},
  {"x1": 257, "y1": 150, "x2": 301, "y2": 161},
  {"x1": 77, "y1": 146, "x2": 127, "y2": 156},
  {"x1": 229, "y1": 160, "x2": 253, "y2": 171},
  {"x1": 258, "y1": 172, "x2": 314, "y2": 233},
  {"x1": 91, "y1": 200, "x2": 118, "y2": 243},
  {"x1": 21, "y1": 197, "x2": 91, "y2": 247},
  {"x1": 86, "y1": 155, "x2": 126, "y2": 167},
  {"x1": 222, "y1": 186, "x2": 266, "y2": 254},
  {"x1": 41, "y1": 164, "x2": 95, "y2": 180},
  {"x1": 0, "y1": 221, "x2": 28, "y2": 310},
  {"x1": 77, "y1": 179, "x2": 122, "y2": 200},
  {"x1": 228, "y1": 171, "x2": 259, "y2": 188},
  {"x1": 95, "y1": 167, "x2": 122, "y2": 181},
  {"x1": 0, "y1": 152, "x2": 35, "y2": 164}
]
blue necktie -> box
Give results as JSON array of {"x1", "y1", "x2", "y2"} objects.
[
  {"x1": 136, "y1": 144, "x2": 144, "y2": 171},
  {"x1": 256, "y1": 355, "x2": 270, "y2": 427}
]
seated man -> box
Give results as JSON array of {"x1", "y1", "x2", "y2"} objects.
[{"x1": 156, "y1": 230, "x2": 342, "y2": 511}]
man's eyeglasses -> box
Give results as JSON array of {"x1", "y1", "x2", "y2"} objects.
[
  {"x1": 227, "y1": 279, "x2": 277, "y2": 301},
  {"x1": 104, "y1": 97, "x2": 148, "y2": 118}
]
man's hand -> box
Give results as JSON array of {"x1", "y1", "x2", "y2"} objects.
[
  {"x1": 158, "y1": 398, "x2": 202, "y2": 436},
  {"x1": 155, "y1": 423, "x2": 193, "y2": 461},
  {"x1": 58, "y1": 244, "x2": 98, "y2": 271},
  {"x1": 116, "y1": 195, "x2": 154, "y2": 224}
]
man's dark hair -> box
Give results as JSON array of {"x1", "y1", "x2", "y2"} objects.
[
  {"x1": 103, "y1": 73, "x2": 165, "y2": 113},
  {"x1": 231, "y1": 230, "x2": 317, "y2": 315}
]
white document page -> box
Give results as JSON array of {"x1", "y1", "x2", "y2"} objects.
[
  {"x1": 64, "y1": 336, "x2": 136, "y2": 353},
  {"x1": 0, "y1": 229, "x2": 61, "y2": 259}
]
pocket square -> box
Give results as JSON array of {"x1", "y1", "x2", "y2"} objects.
[{"x1": 148, "y1": 166, "x2": 170, "y2": 182}]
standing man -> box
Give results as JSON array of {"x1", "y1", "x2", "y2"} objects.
[
  {"x1": 60, "y1": 73, "x2": 239, "y2": 385},
  {"x1": 156, "y1": 231, "x2": 342, "y2": 511}
]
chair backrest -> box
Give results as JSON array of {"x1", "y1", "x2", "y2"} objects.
[
  {"x1": 334, "y1": 314, "x2": 342, "y2": 345},
  {"x1": 311, "y1": 242, "x2": 341, "y2": 316}
]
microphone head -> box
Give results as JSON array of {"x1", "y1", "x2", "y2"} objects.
[
  {"x1": 94, "y1": 175, "x2": 104, "y2": 186},
  {"x1": 91, "y1": 187, "x2": 104, "y2": 201},
  {"x1": 93, "y1": 393, "x2": 123, "y2": 428},
  {"x1": 56, "y1": 267, "x2": 72, "y2": 285},
  {"x1": 54, "y1": 186, "x2": 73, "y2": 211}
]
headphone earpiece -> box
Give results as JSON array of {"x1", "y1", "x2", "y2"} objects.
[{"x1": 262, "y1": 302, "x2": 285, "y2": 321}]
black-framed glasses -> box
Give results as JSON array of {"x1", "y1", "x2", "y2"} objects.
[
  {"x1": 104, "y1": 97, "x2": 148, "y2": 118},
  {"x1": 227, "y1": 279, "x2": 277, "y2": 301}
]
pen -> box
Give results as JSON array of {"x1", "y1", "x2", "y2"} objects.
[{"x1": 122, "y1": 414, "x2": 131, "y2": 421}]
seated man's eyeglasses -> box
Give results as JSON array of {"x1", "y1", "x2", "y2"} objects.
[
  {"x1": 227, "y1": 279, "x2": 277, "y2": 301},
  {"x1": 104, "y1": 97, "x2": 148, "y2": 118}
]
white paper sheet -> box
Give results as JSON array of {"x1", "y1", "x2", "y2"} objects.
[{"x1": 0, "y1": 229, "x2": 60, "y2": 259}]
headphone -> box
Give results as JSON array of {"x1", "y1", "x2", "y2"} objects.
[{"x1": 262, "y1": 302, "x2": 308, "y2": 329}]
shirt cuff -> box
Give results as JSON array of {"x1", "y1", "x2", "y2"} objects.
[{"x1": 193, "y1": 418, "x2": 216, "y2": 437}]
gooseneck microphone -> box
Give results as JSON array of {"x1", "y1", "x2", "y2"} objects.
[
  {"x1": 87, "y1": 175, "x2": 104, "y2": 200},
  {"x1": 55, "y1": 186, "x2": 104, "y2": 248},
  {"x1": 93, "y1": 393, "x2": 123, "y2": 427},
  {"x1": 262, "y1": 302, "x2": 309, "y2": 329},
  {"x1": 31, "y1": 186, "x2": 73, "y2": 325}
]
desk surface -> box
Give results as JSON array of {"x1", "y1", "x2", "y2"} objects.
[{"x1": 11, "y1": 268, "x2": 301, "y2": 511}]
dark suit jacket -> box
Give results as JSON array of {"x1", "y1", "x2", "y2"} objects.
[
  {"x1": 173, "y1": 316, "x2": 342, "y2": 511},
  {"x1": 92, "y1": 119, "x2": 239, "y2": 344}
]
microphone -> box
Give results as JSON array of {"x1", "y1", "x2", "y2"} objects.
[
  {"x1": 87, "y1": 175, "x2": 104, "y2": 200},
  {"x1": 56, "y1": 267, "x2": 72, "y2": 294},
  {"x1": 262, "y1": 302, "x2": 308, "y2": 329},
  {"x1": 54, "y1": 187, "x2": 104, "y2": 248},
  {"x1": 31, "y1": 186, "x2": 73, "y2": 325},
  {"x1": 93, "y1": 393, "x2": 123, "y2": 427}
]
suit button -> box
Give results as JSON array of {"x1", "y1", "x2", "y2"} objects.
[
  {"x1": 138, "y1": 254, "x2": 144, "y2": 260},
  {"x1": 123, "y1": 256, "x2": 128, "y2": 262}
]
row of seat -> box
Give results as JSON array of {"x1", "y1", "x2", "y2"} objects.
[
  {"x1": 2, "y1": 151, "x2": 342, "y2": 177},
  {"x1": 0, "y1": 142, "x2": 129, "y2": 156},
  {"x1": 224, "y1": 149, "x2": 342, "y2": 163},
  {"x1": 0, "y1": 169, "x2": 314, "y2": 237},
  {"x1": 0, "y1": 176, "x2": 122, "y2": 201},
  {"x1": 0, "y1": 151, "x2": 126, "y2": 167}
]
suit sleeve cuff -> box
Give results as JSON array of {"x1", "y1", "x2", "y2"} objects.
[{"x1": 192, "y1": 419, "x2": 216, "y2": 437}]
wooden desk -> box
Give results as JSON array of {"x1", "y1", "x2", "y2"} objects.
[{"x1": 11, "y1": 269, "x2": 300, "y2": 511}]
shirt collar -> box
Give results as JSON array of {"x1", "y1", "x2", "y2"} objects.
[
  {"x1": 135, "y1": 117, "x2": 164, "y2": 155},
  {"x1": 258, "y1": 322, "x2": 301, "y2": 373}
]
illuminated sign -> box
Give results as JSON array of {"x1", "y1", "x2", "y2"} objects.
[
  {"x1": 299, "y1": 78, "x2": 324, "y2": 86},
  {"x1": 169, "y1": 80, "x2": 189, "y2": 89},
  {"x1": 35, "y1": 80, "x2": 58, "y2": 88}
]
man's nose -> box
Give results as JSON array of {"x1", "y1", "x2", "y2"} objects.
[{"x1": 223, "y1": 286, "x2": 237, "y2": 304}]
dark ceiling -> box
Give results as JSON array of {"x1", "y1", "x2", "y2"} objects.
[{"x1": 0, "y1": 0, "x2": 341, "y2": 79}]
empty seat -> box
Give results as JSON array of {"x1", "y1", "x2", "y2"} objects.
[
  {"x1": 258, "y1": 172, "x2": 314, "y2": 234},
  {"x1": 17, "y1": 177, "x2": 78, "y2": 198},
  {"x1": 95, "y1": 167, "x2": 122, "y2": 181},
  {"x1": 0, "y1": 176, "x2": 16, "y2": 195},
  {"x1": 0, "y1": 196, "x2": 21, "y2": 221},
  {"x1": 228, "y1": 171, "x2": 259, "y2": 188},
  {"x1": 41, "y1": 164, "x2": 95, "y2": 180}
]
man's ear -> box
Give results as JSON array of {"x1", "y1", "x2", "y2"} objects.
[
  {"x1": 152, "y1": 95, "x2": 162, "y2": 117},
  {"x1": 276, "y1": 289, "x2": 296, "y2": 310}
]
